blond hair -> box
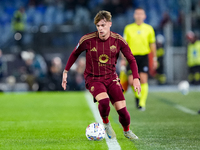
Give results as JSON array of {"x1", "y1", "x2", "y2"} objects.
[{"x1": 94, "y1": 10, "x2": 112, "y2": 25}]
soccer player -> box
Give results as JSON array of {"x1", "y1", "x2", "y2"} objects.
[
  {"x1": 186, "y1": 31, "x2": 200, "y2": 85},
  {"x1": 123, "y1": 7, "x2": 157, "y2": 111},
  {"x1": 155, "y1": 34, "x2": 166, "y2": 85},
  {"x1": 62, "y1": 10, "x2": 141, "y2": 140}
]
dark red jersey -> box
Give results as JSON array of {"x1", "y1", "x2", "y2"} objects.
[{"x1": 65, "y1": 31, "x2": 139, "y2": 82}]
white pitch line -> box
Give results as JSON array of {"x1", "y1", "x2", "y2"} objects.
[
  {"x1": 85, "y1": 92, "x2": 121, "y2": 150},
  {"x1": 174, "y1": 104, "x2": 197, "y2": 115}
]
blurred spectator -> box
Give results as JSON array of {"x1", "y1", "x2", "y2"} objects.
[
  {"x1": 160, "y1": 11, "x2": 171, "y2": 28},
  {"x1": 75, "y1": 56, "x2": 86, "y2": 90},
  {"x1": 47, "y1": 56, "x2": 63, "y2": 91},
  {"x1": 0, "y1": 49, "x2": 7, "y2": 82},
  {"x1": 186, "y1": 31, "x2": 200, "y2": 85},
  {"x1": 121, "y1": 0, "x2": 133, "y2": 10},
  {"x1": 67, "y1": 56, "x2": 86, "y2": 91},
  {"x1": 64, "y1": 0, "x2": 76, "y2": 24},
  {"x1": 155, "y1": 34, "x2": 166, "y2": 85},
  {"x1": 21, "y1": 50, "x2": 47, "y2": 90},
  {"x1": 98, "y1": 0, "x2": 125, "y2": 18},
  {"x1": 73, "y1": 1, "x2": 91, "y2": 28},
  {"x1": 110, "y1": 0, "x2": 124, "y2": 17},
  {"x1": 101, "y1": 0, "x2": 112, "y2": 12},
  {"x1": 90, "y1": 0, "x2": 111, "y2": 18},
  {"x1": 77, "y1": 0, "x2": 90, "y2": 9},
  {"x1": 193, "y1": 0, "x2": 200, "y2": 32},
  {"x1": 12, "y1": 7, "x2": 26, "y2": 49}
]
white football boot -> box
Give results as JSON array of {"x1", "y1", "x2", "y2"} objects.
[
  {"x1": 103, "y1": 122, "x2": 116, "y2": 139},
  {"x1": 124, "y1": 130, "x2": 139, "y2": 140}
]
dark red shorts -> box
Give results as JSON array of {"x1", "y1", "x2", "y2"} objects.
[{"x1": 86, "y1": 77, "x2": 125, "y2": 104}]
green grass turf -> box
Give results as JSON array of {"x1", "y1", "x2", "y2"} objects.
[
  {"x1": 117, "y1": 91, "x2": 200, "y2": 150},
  {"x1": 0, "y1": 91, "x2": 200, "y2": 150},
  {"x1": 0, "y1": 92, "x2": 107, "y2": 150}
]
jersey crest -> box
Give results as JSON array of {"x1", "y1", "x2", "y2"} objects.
[{"x1": 110, "y1": 45, "x2": 116, "y2": 52}]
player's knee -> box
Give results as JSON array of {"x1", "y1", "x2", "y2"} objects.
[
  {"x1": 98, "y1": 98, "x2": 110, "y2": 117},
  {"x1": 113, "y1": 100, "x2": 126, "y2": 110},
  {"x1": 98, "y1": 98, "x2": 110, "y2": 108},
  {"x1": 117, "y1": 107, "x2": 130, "y2": 119},
  {"x1": 96, "y1": 92, "x2": 109, "y2": 101},
  {"x1": 117, "y1": 107, "x2": 130, "y2": 126}
]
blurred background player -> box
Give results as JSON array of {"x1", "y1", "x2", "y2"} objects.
[
  {"x1": 186, "y1": 31, "x2": 200, "y2": 85},
  {"x1": 155, "y1": 34, "x2": 166, "y2": 85},
  {"x1": 122, "y1": 7, "x2": 157, "y2": 111},
  {"x1": 12, "y1": 7, "x2": 26, "y2": 49},
  {"x1": 0, "y1": 49, "x2": 6, "y2": 82}
]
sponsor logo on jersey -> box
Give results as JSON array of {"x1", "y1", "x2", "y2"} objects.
[
  {"x1": 99, "y1": 54, "x2": 109, "y2": 63},
  {"x1": 110, "y1": 45, "x2": 116, "y2": 52},
  {"x1": 90, "y1": 47, "x2": 97, "y2": 52}
]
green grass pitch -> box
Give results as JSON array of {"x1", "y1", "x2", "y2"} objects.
[{"x1": 0, "y1": 91, "x2": 200, "y2": 150}]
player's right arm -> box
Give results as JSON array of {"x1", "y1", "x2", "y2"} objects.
[
  {"x1": 62, "y1": 70, "x2": 68, "y2": 90},
  {"x1": 119, "y1": 35, "x2": 141, "y2": 94},
  {"x1": 62, "y1": 40, "x2": 86, "y2": 90}
]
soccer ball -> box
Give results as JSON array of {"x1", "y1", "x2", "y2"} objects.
[
  {"x1": 85, "y1": 122, "x2": 105, "y2": 141},
  {"x1": 178, "y1": 80, "x2": 190, "y2": 95}
]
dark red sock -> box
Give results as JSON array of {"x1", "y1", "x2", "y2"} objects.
[
  {"x1": 102, "y1": 117, "x2": 109, "y2": 124},
  {"x1": 98, "y1": 98, "x2": 110, "y2": 123},
  {"x1": 123, "y1": 125, "x2": 130, "y2": 132},
  {"x1": 117, "y1": 107, "x2": 130, "y2": 131}
]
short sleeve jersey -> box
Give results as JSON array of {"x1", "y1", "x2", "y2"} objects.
[
  {"x1": 123, "y1": 23, "x2": 156, "y2": 55},
  {"x1": 65, "y1": 31, "x2": 139, "y2": 82}
]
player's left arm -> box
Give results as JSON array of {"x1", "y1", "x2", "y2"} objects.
[
  {"x1": 149, "y1": 26, "x2": 158, "y2": 70},
  {"x1": 119, "y1": 36, "x2": 141, "y2": 94}
]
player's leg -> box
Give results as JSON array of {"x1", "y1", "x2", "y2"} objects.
[
  {"x1": 193, "y1": 66, "x2": 200, "y2": 85},
  {"x1": 198, "y1": 66, "x2": 200, "y2": 84},
  {"x1": 95, "y1": 92, "x2": 117, "y2": 139},
  {"x1": 128, "y1": 75, "x2": 140, "y2": 108},
  {"x1": 139, "y1": 72, "x2": 148, "y2": 110},
  {"x1": 128, "y1": 72, "x2": 149, "y2": 111},
  {"x1": 127, "y1": 55, "x2": 143, "y2": 108},
  {"x1": 113, "y1": 101, "x2": 138, "y2": 140},
  {"x1": 137, "y1": 55, "x2": 149, "y2": 110},
  {"x1": 95, "y1": 92, "x2": 110, "y2": 124},
  {"x1": 108, "y1": 81, "x2": 138, "y2": 140},
  {"x1": 87, "y1": 82, "x2": 116, "y2": 139},
  {"x1": 88, "y1": 82, "x2": 111, "y2": 123},
  {"x1": 188, "y1": 67, "x2": 193, "y2": 84}
]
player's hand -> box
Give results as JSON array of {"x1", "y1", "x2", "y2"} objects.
[
  {"x1": 153, "y1": 60, "x2": 158, "y2": 70},
  {"x1": 133, "y1": 78, "x2": 141, "y2": 95},
  {"x1": 62, "y1": 70, "x2": 68, "y2": 90}
]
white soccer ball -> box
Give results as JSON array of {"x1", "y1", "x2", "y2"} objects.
[
  {"x1": 178, "y1": 80, "x2": 190, "y2": 95},
  {"x1": 86, "y1": 122, "x2": 105, "y2": 141}
]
